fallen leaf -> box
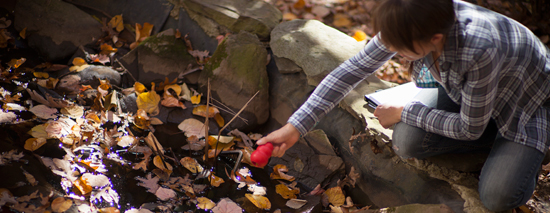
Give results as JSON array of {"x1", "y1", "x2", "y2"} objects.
[
  {"x1": 72, "y1": 57, "x2": 87, "y2": 66},
  {"x1": 245, "y1": 194, "x2": 271, "y2": 210},
  {"x1": 82, "y1": 173, "x2": 110, "y2": 188},
  {"x1": 91, "y1": 186, "x2": 119, "y2": 205},
  {"x1": 100, "y1": 43, "x2": 118, "y2": 55},
  {"x1": 74, "y1": 176, "x2": 94, "y2": 195},
  {"x1": 209, "y1": 174, "x2": 225, "y2": 187},
  {"x1": 294, "y1": 0, "x2": 306, "y2": 9},
  {"x1": 7, "y1": 58, "x2": 26, "y2": 68},
  {"x1": 134, "y1": 109, "x2": 151, "y2": 129},
  {"x1": 178, "y1": 118, "x2": 206, "y2": 138},
  {"x1": 98, "y1": 207, "x2": 120, "y2": 213},
  {"x1": 0, "y1": 111, "x2": 16, "y2": 124},
  {"x1": 118, "y1": 136, "x2": 137, "y2": 147},
  {"x1": 29, "y1": 105, "x2": 58, "y2": 119},
  {"x1": 370, "y1": 139, "x2": 382, "y2": 154},
  {"x1": 324, "y1": 187, "x2": 345, "y2": 207},
  {"x1": 182, "y1": 136, "x2": 205, "y2": 151},
  {"x1": 190, "y1": 94, "x2": 201, "y2": 104},
  {"x1": 134, "y1": 82, "x2": 147, "y2": 94},
  {"x1": 333, "y1": 13, "x2": 352, "y2": 28},
  {"x1": 160, "y1": 96, "x2": 186, "y2": 109},
  {"x1": 136, "y1": 90, "x2": 161, "y2": 116},
  {"x1": 276, "y1": 184, "x2": 299, "y2": 199},
  {"x1": 155, "y1": 187, "x2": 176, "y2": 201},
  {"x1": 145, "y1": 132, "x2": 165, "y2": 153},
  {"x1": 197, "y1": 197, "x2": 216, "y2": 210},
  {"x1": 33, "y1": 71, "x2": 49, "y2": 79},
  {"x1": 193, "y1": 105, "x2": 219, "y2": 118},
  {"x1": 28, "y1": 124, "x2": 48, "y2": 138},
  {"x1": 212, "y1": 198, "x2": 243, "y2": 213},
  {"x1": 330, "y1": 205, "x2": 344, "y2": 213},
  {"x1": 0, "y1": 188, "x2": 17, "y2": 206},
  {"x1": 136, "y1": 173, "x2": 160, "y2": 194},
  {"x1": 108, "y1": 14, "x2": 124, "y2": 32},
  {"x1": 286, "y1": 199, "x2": 307, "y2": 209},
  {"x1": 312, "y1": 6, "x2": 331, "y2": 18},
  {"x1": 180, "y1": 157, "x2": 204, "y2": 173},
  {"x1": 352, "y1": 30, "x2": 367, "y2": 42},
  {"x1": 60, "y1": 105, "x2": 84, "y2": 118},
  {"x1": 153, "y1": 155, "x2": 172, "y2": 173},
  {"x1": 270, "y1": 164, "x2": 295, "y2": 181},
  {"x1": 214, "y1": 113, "x2": 225, "y2": 127},
  {"x1": 164, "y1": 84, "x2": 182, "y2": 97},
  {"x1": 22, "y1": 168, "x2": 38, "y2": 186},
  {"x1": 51, "y1": 197, "x2": 73, "y2": 213},
  {"x1": 0, "y1": 17, "x2": 11, "y2": 28},
  {"x1": 249, "y1": 184, "x2": 267, "y2": 196},
  {"x1": 283, "y1": 13, "x2": 299, "y2": 21}
]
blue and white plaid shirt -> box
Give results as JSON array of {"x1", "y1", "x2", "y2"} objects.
[{"x1": 288, "y1": 0, "x2": 550, "y2": 153}]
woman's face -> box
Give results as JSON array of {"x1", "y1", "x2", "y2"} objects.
[{"x1": 389, "y1": 41, "x2": 433, "y2": 61}]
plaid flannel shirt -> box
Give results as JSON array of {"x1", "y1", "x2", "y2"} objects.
[{"x1": 288, "y1": 0, "x2": 550, "y2": 153}]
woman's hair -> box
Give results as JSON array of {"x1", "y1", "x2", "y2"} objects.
[{"x1": 372, "y1": 0, "x2": 455, "y2": 54}]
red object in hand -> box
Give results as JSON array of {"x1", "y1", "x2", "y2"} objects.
[{"x1": 250, "y1": 143, "x2": 273, "y2": 167}]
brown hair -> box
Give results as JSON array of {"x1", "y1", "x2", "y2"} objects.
[{"x1": 372, "y1": 0, "x2": 455, "y2": 54}]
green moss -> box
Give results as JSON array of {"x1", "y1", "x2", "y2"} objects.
[
  {"x1": 203, "y1": 38, "x2": 228, "y2": 78},
  {"x1": 140, "y1": 35, "x2": 189, "y2": 59}
]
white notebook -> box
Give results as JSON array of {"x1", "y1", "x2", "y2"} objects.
[{"x1": 364, "y1": 82, "x2": 423, "y2": 108}]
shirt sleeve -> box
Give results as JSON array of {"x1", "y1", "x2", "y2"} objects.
[
  {"x1": 288, "y1": 35, "x2": 396, "y2": 136},
  {"x1": 401, "y1": 47, "x2": 501, "y2": 140}
]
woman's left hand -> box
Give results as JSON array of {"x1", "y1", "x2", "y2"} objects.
[{"x1": 373, "y1": 103, "x2": 404, "y2": 128}]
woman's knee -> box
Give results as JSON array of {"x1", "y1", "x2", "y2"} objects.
[
  {"x1": 479, "y1": 183, "x2": 530, "y2": 212},
  {"x1": 392, "y1": 122, "x2": 426, "y2": 159}
]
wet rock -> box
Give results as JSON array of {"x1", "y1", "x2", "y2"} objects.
[
  {"x1": 13, "y1": 0, "x2": 102, "y2": 62},
  {"x1": 268, "y1": 129, "x2": 345, "y2": 189},
  {"x1": 56, "y1": 65, "x2": 122, "y2": 96},
  {"x1": 120, "y1": 29, "x2": 198, "y2": 87},
  {"x1": 270, "y1": 19, "x2": 365, "y2": 86},
  {"x1": 199, "y1": 31, "x2": 269, "y2": 132},
  {"x1": 64, "y1": 0, "x2": 172, "y2": 35},
  {"x1": 180, "y1": 0, "x2": 282, "y2": 40}
]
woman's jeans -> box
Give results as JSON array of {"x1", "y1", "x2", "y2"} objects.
[{"x1": 392, "y1": 87, "x2": 545, "y2": 212}]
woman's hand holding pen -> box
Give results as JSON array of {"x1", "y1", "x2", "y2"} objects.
[{"x1": 374, "y1": 103, "x2": 404, "y2": 128}]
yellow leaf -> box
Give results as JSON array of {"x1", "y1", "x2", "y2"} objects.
[
  {"x1": 85, "y1": 112, "x2": 101, "y2": 123},
  {"x1": 208, "y1": 135, "x2": 234, "y2": 144},
  {"x1": 100, "y1": 43, "x2": 118, "y2": 55},
  {"x1": 270, "y1": 164, "x2": 295, "y2": 181},
  {"x1": 352, "y1": 30, "x2": 367, "y2": 42},
  {"x1": 164, "y1": 84, "x2": 181, "y2": 97},
  {"x1": 192, "y1": 105, "x2": 219, "y2": 118},
  {"x1": 208, "y1": 174, "x2": 225, "y2": 187},
  {"x1": 7, "y1": 58, "x2": 26, "y2": 68},
  {"x1": 74, "y1": 176, "x2": 93, "y2": 195},
  {"x1": 133, "y1": 109, "x2": 150, "y2": 129},
  {"x1": 72, "y1": 57, "x2": 87, "y2": 66},
  {"x1": 32, "y1": 71, "x2": 48, "y2": 79},
  {"x1": 324, "y1": 187, "x2": 345, "y2": 207},
  {"x1": 69, "y1": 64, "x2": 89, "y2": 72},
  {"x1": 51, "y1": 197, "x2": 73, "y2": 213},
  {"x1": 24, "y1": 138, "x2": 47, "y2": 151},
  {"x1": 245, "y1": 194, "x2": 271, "y2": 210},
  {"x1": 135, "y1": 22, "x2": 154, "y2": 42},
  {"x1": 134, "y1": 82, "x2": 147, "y2": 94},
  {"x1": 19, "y1": 27, "x2": 26, "y2": 39},
  {"x1": 293, "y1": 0, "x2": 306, "y2": 9},
  {"x1": 197, "y1": 197, "x2": 216, "y2": 210},
  {"x1": 283, "y1": 13, "x2": 298, "y2": 21},
  {"x1": 276, "y1": 184, "x2": 300, "y2": 199},
  {"x1": 153, "y1": 155, "x2": 172, "y2": 172},
  {"x1": 136, "y1": 90, "x2": 161, "y2": 116},
  {"x1": 108, "y1": 14, "x2": 124, "y2": 32},
  {"x1": 190, "y1": 94, "x2": 201, "y2": 104},
  {"x1": 333, "y1": 13, "x2": 352, "y2": 28},
  {"x1": 28, "y1": 124, "x2": 48, "y2": 138},
  {"x1": 99, "y1": 207, "x2": 120, "y2": 213},
  {"x1": 214, "y1": 113, "x2": 224, "y2": 127},
  {"x1": 180, "y1": 157, "x2": 203, "y2": 173}
]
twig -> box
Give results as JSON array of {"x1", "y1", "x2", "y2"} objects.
[
  {"x1": 210, "y1": 98, "x2": 249, "y2": 124},
  {"x1": 202, "y1": 79, "x2": 211, "y2": 173},
  {"x1": 217, "y1": 91, "x2": 259, "y2": 136}
]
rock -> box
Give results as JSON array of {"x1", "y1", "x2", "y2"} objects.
[
  {"x1": 273, "y1": 55, "x2": 302, "y2": 74},
  {"x1": 64, "y1": 0, "x2": 173, "y2": 35},
  {"x1": 13, "y1": 0, "x2": 102, "y2": 62},
  {"x1": 56, "y1": 65, "x2": 121, "y2": 96},
  {"x1": 268, "y1": 129, "x2": 345, "y2": 189},
  {"x1": 120, "y1": 29, "x2": 198, "y2": 87},
  {"x1": 199, "y1": 31, "x2": 269, "y2": 132},
  {"x1": 161, "y1": 7, "x2": 219, "y2": 54},
  {"x1": 270, "y1": 19, "x2": 365, "y2": 86},
  {"x1": 181, "y1": 0, "x2": 282, "y2": 40},
  {"x1": 379, "y1": 204, "x2": 456, "y2": 213}
]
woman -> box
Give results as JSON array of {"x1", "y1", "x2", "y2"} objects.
[{"x1": 257, "y1": 0, "x2": 550, "y2": 211}]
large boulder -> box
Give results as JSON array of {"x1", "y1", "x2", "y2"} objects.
[
  {"x1": 199, "y1": 31, "x2": 269, "y2": 132},
  {"x1": 120, "y1": 29, "x2": 198, "y2": 87},
  {"x1": 180, "y1": 0, "x2": 282, "y2": 40},
  {"x1": 13, "y1": 0, "x2": 103, "y2": 62}
]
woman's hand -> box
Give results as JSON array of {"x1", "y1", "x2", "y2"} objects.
[
  {"x1": 374, "y1": 103, "x2": 404, "y2": 128},
  {"x1": 256, "y1": 123, "x2": 301, "y2": 157}
]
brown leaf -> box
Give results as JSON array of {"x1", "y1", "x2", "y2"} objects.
[
  {"x1": 51, "y1": 197, "x2": 72, "y2": 213},
  {"x1": 212, "y1": 198, "x2": 243, "y2": 213},
  {"x1": 245, "y1": 194, "x2": 271, "y2": 210},
  {"x1": 270, "y1": 164, "x2": 295, "y2": 181},
  {"x1": 324, "y1": 187, "x2": 345, "y2": 207},
  {"x1": 370, "y1": 139, "x2": 382, "y2": 154}
]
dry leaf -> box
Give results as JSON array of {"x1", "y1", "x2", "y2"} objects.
[
  {"x1": 160, "y1": 96, "x2": 186, "y2": 109},
  {"x1": 29, "y1": 124, "x2": 48, "y2": 138},
  {"x1": 7, "y1": 58, "x2": 26, "y2": 68},
  {"x1": 145, "y1": 132, "x2": 165, "y2": 153},
  {"x1": 136, "y1": 90, "x2": 161, "y2": 116},
  {"x1": 249, "y1": 184, "x2": 267, "y2": 196},
  {"x1": 98, "y1": 207, "x2": 120, "y2": 213},
  {"x1": 0, "y1": 111, "x2": 16, "y2": 124},
  {"x1": 155, "y1": 187, "x2": 176, "y2": 201},
  {"x1": 276, "y1": 184, "x2": 299, "y2": 199},
  {"x1": 212, "y1": 198, "x2": 243, "y2": 213},
  {"x1": 0, "y1": 17, "x2": 11, "y2": 28},
  {"x1": 51, "y1": 197, "x2": 73, "y2": 213},
  {"x1": 82, "y1": 173, "x2": 110, "y2": 188},
  {"x1": 182, "y1": 136, "x2": 205, "y2": 151},
  {"x1": 312, "y1": 6, "x2": 330, "y2": 18},
  {"x1": 330, "y1": 205, "x2": 344, "y2": 213},
  {"x1": 293, "y1": 0, "x2": 306, "y2": 9},
  {"x1": 153, "y1": 155, "x2": 173, "y2": 172},
  {"x1": 214, "y1": 113, "x2": 225, "y2": 127},
  {"x1": 108, "y1": 15, "x2": 124, "y2": 32},
  {"x1": 333, "y1": 13, "x2": 352, "y2": 28},
  {"x1": 270, "y1": 164, "x2": 295, "y2": 181},
  {"x1": 0, "y1": 188, "x2": 16, "y2": 206},
  {"x1": 33, "y1": 71, "x2": 49, "y2": 78},
  {"x1": 134, "y1": 109, "x2": 151, "y2": 129},
  {"x1": 22, "y1": 169, "x2": 38, "y2": 186},
  {"x1": 61, "y1": 105, "x2": 84, "y2": 118},
  {"x1": 178, "y1": 118, "x2": 206, "y2": 138},
  {"x1": 283, "y1": 13, "x2": 299, "y2": 21},
  {"x1": 193, "y1": 105, "x2": 219, "y2": 118},
  {"x1": 118, "y1": 136, "x2": 137, "y2": 147},
  {"x1": 324, "y1": 187, "x2": 345, "y2": 207},
  {"x1": 164, "y1": 84, "x2": 182, "y2": 97},
  {"x1": 190, "y1": 94, "x2": 201, "y2": 104},
  {"x1": 74, "y1": 176, "x2": 94, "y2": 195},
  {"x1": 100, "y1": 43, "x2": 118, "y2": 55},
  {"x1": 29, "y1": 105, "x2": 58, "y2": 119},
  {"x1": 370, "y1": 139, "x2": 382, "y2": 154},
  {"x1": 209, "y1": 174, "x2": 225, "y2": 187},
  {"x1": 134, "y1": 82, "x2": 147, "y2": 94},
  {"x1": 286, "y1": 199, "x2": 307, "y2": 209},
  {"x1": 245, "y1": 194, "x2": 271, "y2": 210},
  {"x1": 180, "y1": 157, "x2": 204, "y2": 173},
  {"x1": 197, "y1": 197, "x2": 216, "y2": 210},
  {"x1": 136, "y1": 173, "x2": 160, "y2": 194}
]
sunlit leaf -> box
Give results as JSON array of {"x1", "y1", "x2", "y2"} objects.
[
  {"x1": 136, "y1": 90, "x2": 161, "y2": 116},
  {"x1": 324, "y1": 187, "x2": 345, "y2": 207},
  {"x1": 283, "y1": 13, "x2": 298, "y2": 21},
  {"x1": 270, "y1": 164, "x2": 295, "y2": 181},
  {"x1": 286, "y1": 199, "x2": 307, "y2": 209},
  {"x1": 197, "y1": 197, "x2": 216, "y2": 210},
  {"x1": 24, "y1": 138, "x2": 46, "y2": 151},
  {"x1": 245, "y1": 194, "x2": 271, "y2": 210},
  {"x1": 190, "y1": 94, "x2": 201, "y2": 104},
  {"x1": 29, "y1": 105, "x2": 58, "y2": 119},
  {"x1": 134, "y1": 82, "x2": 147, "y2": 94},
  {"x1": 0, "y1": 111, "x2": 16, "y2": 124},
  {"x1": 72, "y1": 57, "x2": 87, "y2": 66},
  {"x1": 82, "y1": 173, "x2": 110, "y2": 188},
  {"x1": 193, "y1": 105, "x2": 219, "y2": 118},
  {"x1": 276, "y1": 184, "x2": 300, "y2": 199},
  {"x1": 164, "y1": 84, "x2": 181, "y2": 97},
  {"x1": 2, "y1": 103, "x2": 25, "y2": 111},
  {"x1": 178, "y1": 118, "x2": 205, "y2": 138},
  {"x1": 98, "y1": 207, "x2": 120, "y2": 213},
  {"x1": 61, "y1": 105, "x2": 84, "y2": 118},
  {"x1": 7, "y1": 58, "x2": 26, "y2": 68},
  {"x1": 118, "y1": 135, "x2": 137, "y2": 147},
  {"x1": 33, "y1": 71, "x2": 49, "y2": 78},
  {"x1": 180, "y1": 157, "x2": 203, "y2": 173},
  {"x1": 134, "y1": 109, "x2": 151, "y2": 129},
  {"x1": 74, "y1": 176, "x2": 93, "y2": 195},
  {"x1": 51, "y1": 197, "x2": 73, "y2": 213},
  {"x1": 209, "y1": 174, "x2": 225, "y2": 187},
  {"x1": 108, "y1": 14, "x2": 124, "y2": 32},
  {"x1": 212, "y1": 198, "x2": 243, "y2": 213},
  {"x1": 180, "y1": 83, "x2": 192, "y2": 101},
  {"x1": 153, "y1": 155, "x2": 172, "y2": 172},
  {"x1": 28, "y1": 124, "x2": 48, "y2": 138},
  {"x1": 208, "y1": 135, "x2": 234, "y2": 145},
  {"x1": 352, "y1": 30, "x2": 367, "y2": 42}
]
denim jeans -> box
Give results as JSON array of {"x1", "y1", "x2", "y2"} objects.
[{"x1": 392, "y1": 87, "x2": 545, "y2": 212}]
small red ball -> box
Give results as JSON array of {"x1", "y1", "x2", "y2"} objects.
[{"x1": 250, "y1": 143, "x2": 273, "y2": 167}]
